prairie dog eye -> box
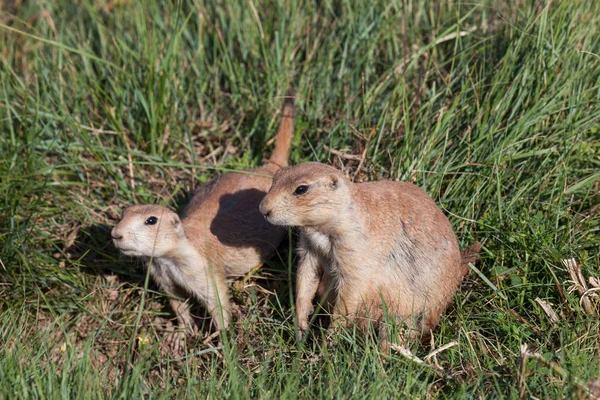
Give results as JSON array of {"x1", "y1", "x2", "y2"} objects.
[
  {"x1": 293, "y1": 185, "x2": 309, "y2": 196},
  {"x1": 145, "y1": 216, "x2": 158, "y2": 225}
]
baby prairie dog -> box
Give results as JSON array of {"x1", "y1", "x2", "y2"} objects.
[
  {"x1": 111, "y1": 93, "x2": 295, "y2": 335},
  {"x1": 259, "y1": 162, "x2": 472, "y2": 343}
]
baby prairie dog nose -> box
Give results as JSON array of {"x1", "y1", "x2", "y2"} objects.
[{"x1": 111, "y1": 227, "x2": 123, "y2": 241}]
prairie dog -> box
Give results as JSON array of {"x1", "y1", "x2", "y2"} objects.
[
  {"x1": 259, "y1": 162, "x2": 474, "y2": 345},
  {"x1": 112, "y1": 93, "x2": 295, "y2": 335}
]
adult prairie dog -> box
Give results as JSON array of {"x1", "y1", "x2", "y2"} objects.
[
  {"x1": 259, "y1": 162, "x2": 476, "y2": 345},
  {"x1": 112, "y1": 93, "x2": 295, "y2": 336}
]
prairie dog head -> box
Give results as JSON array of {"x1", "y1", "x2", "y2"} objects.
[
  {"x1": 111, "y1": 205, "x2": 184, "y2": 258},
  {"x1": 259, "y1": 162, "x2": 350, "y2": 227}
]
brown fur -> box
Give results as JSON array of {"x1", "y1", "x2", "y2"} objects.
[
  {"x1": 111, "y1": 93, "x2": 295, "y2": 337},
  {"x1": 259, "y1": 162, "x2": 474, "y2": 346}
]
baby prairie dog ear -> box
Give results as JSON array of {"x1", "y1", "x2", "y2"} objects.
[{"x1": 171, "y1": 215, "x2": 184, "y2": 236}]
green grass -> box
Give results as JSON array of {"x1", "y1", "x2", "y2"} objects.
[{"x1": 1, "y1": 0, "x2": 599, "y2": 398}]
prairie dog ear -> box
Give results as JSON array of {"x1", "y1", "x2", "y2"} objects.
[
  {"x1": 172, "y1": 215, "x2": 183, "y2": 235},
  {"x1": 329, "y1": 175, "x2": 339, "y2": 189}
]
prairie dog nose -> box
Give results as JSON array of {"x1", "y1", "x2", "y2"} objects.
[
  {"x1": 258, "y1": 201, "x2": 271, "y2": 218},
  {"x1": 111, "y1": 227, "x2": 123, "y2": 240}
]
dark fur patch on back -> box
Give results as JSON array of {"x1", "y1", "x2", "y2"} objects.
[{"x1": 387, "y1": 236, "x2": 420, "y2": 288}]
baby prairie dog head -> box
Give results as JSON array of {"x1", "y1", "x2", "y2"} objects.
[
  {"x1": 111, "y1": 205, "x2": 184, "y2": 258},
  {"x1": 259, "y1": 162, "x2": 350, "y2": 227}
]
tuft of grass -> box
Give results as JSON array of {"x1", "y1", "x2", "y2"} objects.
[{"x1": 1, "y1": 0, "x2": 599, "y2": 397}]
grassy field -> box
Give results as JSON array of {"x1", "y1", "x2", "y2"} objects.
[{"x1": 1, "y1": 0, "x2": 599, "y2": 398}]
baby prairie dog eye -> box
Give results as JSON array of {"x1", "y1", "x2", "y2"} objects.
[
  {"x1": 145, "y1": 216, "x2": 158, "y2": 225},
  {"x1": 293, "y1": 185, "x2": 309, "y2": 196}
]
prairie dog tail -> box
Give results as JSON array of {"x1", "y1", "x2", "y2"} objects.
[
  {"x1": 269, "y1": 88, "x2": 295, "y2": 167},
  {"x1": 460, "y1": 241, "x2": 481, "y2": 276}
]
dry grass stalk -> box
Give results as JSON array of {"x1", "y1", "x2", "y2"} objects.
[
  {"x1": 534, "y1": 297, "x2": 560, "y2": 325},
  {"x1": 562, "y1": 258, "x2": 599, "y2": 316},
  {"x1": 390, "y1": 340, "x2": 459, "y2": 378}
]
